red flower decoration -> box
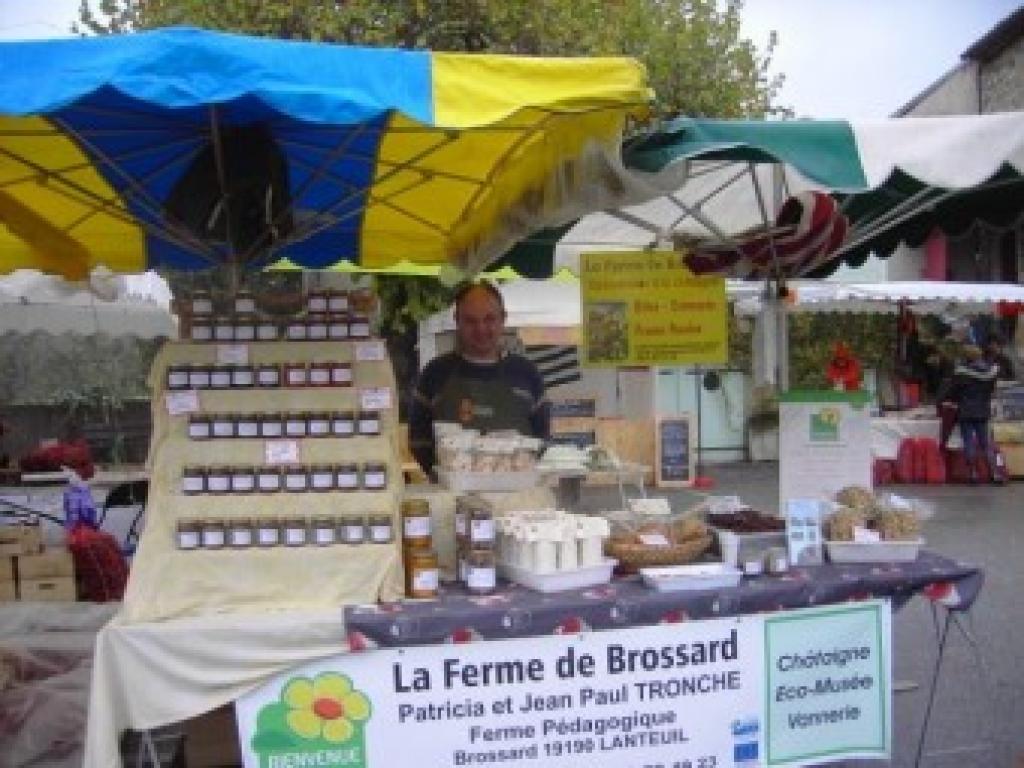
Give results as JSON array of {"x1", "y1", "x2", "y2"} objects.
[
  {"x1": 554, "y1": 616, "x2": 589, "y2": 635},
  {"x1": 660, "y1": 609, "x2": 689, "y2": 624},
  {"x1": 346, "y1": 631, "x2": 377, "y2": 652}
]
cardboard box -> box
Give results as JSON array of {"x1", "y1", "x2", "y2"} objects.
[
  {"x1": 0, "y1": 580, "x2": 16, "y2": 602},
  {"x1": 183, "y1": 704, "x2": 242, "y2": 767},
  {"x1": 18, "y1": 576, "x2": 77, "y2": 602},
  {"x1": 0, "y1": 523, "x2": 42, "y2": 557},
  {"x1": 0, "y1": 556, "x2": 14, "y2": 583},
  {"x1": 17, "y1": 550, "x2": 75, "y2": 579}
]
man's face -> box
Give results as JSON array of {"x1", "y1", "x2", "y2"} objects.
[{"x1": 455, "y1": 287, "x2": 505, "y2": 360}]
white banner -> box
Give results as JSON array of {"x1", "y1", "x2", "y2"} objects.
[{"x1": 236, "y1": 602, "x2": 890, "y2": 768}]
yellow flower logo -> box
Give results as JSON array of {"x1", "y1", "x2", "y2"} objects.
[
  {"x1": 819, "y1": 407, "x2": 840, "y2": 427},
  {"x1": 281, "y1": 673, "x2": 370, "y2": 743}
]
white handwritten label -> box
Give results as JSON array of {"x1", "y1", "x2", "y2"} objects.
[
  {"x1": 165, "y1": 390, "x2": 199, "y2": 416},
  {"x1": 852, "y1": 526, "x2": 881, "y2": 543},
  {"x1": 265, "y1": 440, "x2": 300, "y2": 465},
  {"x1": 356, "y1": 340, "x2": 386, "y2": 362},
  {"x1": 360, "y1": 387, "x2": 392, "y2": 411}
]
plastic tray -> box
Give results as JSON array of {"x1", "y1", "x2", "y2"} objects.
[
  {"x1": 825, "y1": 539, "x2": 924, "y2": 563},
  {"x1": 498, "y1": 559, "x2": 616, "y2": 593},
  {"x1": 640, "y1": 563, "x2": 742, "y2": 592},
  {"x1": 437, "y1": 468, "x2": 541, "y2": 493}
]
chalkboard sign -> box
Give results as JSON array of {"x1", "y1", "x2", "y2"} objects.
[{"x1": 656, "y1": 415, "x2": 694, "y2": 488}]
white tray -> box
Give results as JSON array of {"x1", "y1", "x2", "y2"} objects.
[
  {"x1": 498, "y1": 559, "x2": 616, "y2": 593},
  {"x1": 640, "y1": 563, "x2": 743, "y2": 592},
  {"x1": 825, "y1": 539, "x2": 924, "y2": 563},
  {"x1": 437, "y1": 468, "x2": 540, "y2": 493}
]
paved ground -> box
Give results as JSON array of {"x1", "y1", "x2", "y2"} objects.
[{"x1": 578, "y1": 463, "x2": 1023, "y2": 767}]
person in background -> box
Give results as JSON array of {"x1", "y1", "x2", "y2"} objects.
[
  {"x1": 943, "y1": 344, "x2": 1002, "y2": 484},
  {"x1": 985, "y1": 336, "x2": 1015, "y2": 381},
  {"x1": 825, "y1": 341, "x2": 862, "y2": 392},
  {"x1": 408, "y1": 281, "x2": 550, "y2": 475}
]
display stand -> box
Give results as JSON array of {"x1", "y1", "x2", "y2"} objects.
[{"x1": 121, "y1": 339, "x2": 405, "y2": 623}]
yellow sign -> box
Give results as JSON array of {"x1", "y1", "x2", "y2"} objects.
[{"x1": 580, "y1": 251, "x2": 727, "y2": 367}]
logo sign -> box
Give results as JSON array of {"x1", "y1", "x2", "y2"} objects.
[{"x1": 809, "y1": 407, "x2": 841, "y2": 442}]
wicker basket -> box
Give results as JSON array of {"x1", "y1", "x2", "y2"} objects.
[{"x1": 606, "y1": 534, "x2": 713, "y2": 573}]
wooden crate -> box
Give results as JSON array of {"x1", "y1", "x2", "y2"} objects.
[
  {"x1": 18, "y1": 576, "x2": 76, "y2": 602},
  {"x1": 0, "y1": 556, "x2": 14, "y2": 584},
  {"x1": 999, "y1": 442, "x2": 1024, "y2": 478},
  {"x1": 0, "y1": 581, "x2": 15, "y2": 602},
  {"x1": 0, "y1": 523, "x2": 42, "y2": 557},
  {"x1": 17, "y1": 550, "x2": 75, "y2": 580}
]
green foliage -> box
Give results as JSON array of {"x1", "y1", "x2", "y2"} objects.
[
  {"x1": 372, "y1": 275, "x2": 455, "y2": 336},
  {"x1": 787, "y1": 313, "x2": 896, "y2": 389}
]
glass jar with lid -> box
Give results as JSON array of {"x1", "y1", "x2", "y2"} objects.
[
  {"x1": 308, "y1": 361, "x2": 332, "y2": 387},
  {"x1": 328, "y1": 315, "x2": 349, "y2": 340},
  {"x1": 469, "y1": 507, "x2": 495, "y2": 547},
  {"x1": 256, "y1": 466, "x2": 282, "y2": 493},
  {"x1": 167, "y1": 364, "x2": 190, "y2": 391},
  {"x1": 213, "y1": 316, "x2": 235, "y2": 342},
  {"x1": 230, "y1": 466, "x2": 256, "y2": 494},
  {"x1": 357, "y1": 410, "x2": 381, "y2": 436},
  {"x1": 340, "y1": 515, "x2": 366, "y2": 544},
  {"x1": 283, "y1": 465, "x2": 309, "y2": 492},
  {"x1": 258, "y1": 412, "x2": 284, "y2": 438},
  {"x1": 188, "y1": 365, "x2": 211, "y2": 390},
  {"x1": 230, "y1": 364, "x2": 255, "y2": 388},
  {"x1": 211, "y1": 413, "x2": 236, "y2": 439},
  {"x1": 311, "y1": 516, "x2": 337, "y2": 546},
  {"x1": 327, "y1": 290, "x2": 350, "y2": 313},
  {"x1": 176, "y1": 518, "x2": 202, "y2": 550},
  {"x1": 330, "y1": 362, "x2": 353, "y2": 387},
  {"x1": 348, "y1": 314, "x2": 371, "y2": 338},
  {"x1": 406, "y1": 549, "x2": 440, "y2": 599},
  {"x1": 284, "y1": 362, "x2": 308, "y2": 387},
  {"x1": 256, "y1": 319, "x2": 279, "y2": 341},
  {"x1": 335, "y1": 463, "x2": 359, "y2": 491},
  {"x1": 362, "y1": 462, "x2": 388, "y2": 491},
  {"x1": 200, "y1": 519, "x2": 226, "y2": 549},
  {"x1": 191, "y1": 318, "x2": 213, "y2": 342},
  {"x1": 206, "y1": 466, "x2": 231, "y2": 495},
  {"x1": 187, "y1": 414, "x2": 212, "y2": 440},
  {"x1": 401, "y1": 498, "x2": 432, "y2": 551},
  {"x1": 234, "y1": 290, "x2": 257, "y2": 315},
  {"x1": 368, "y1": 514, "x2": 394, "y2": 544},
  {"x1": 234, "y1": 313, "x2": 257, "y2": 341},
  {"x1": 256, "y1": 517, "x2": 282, "y2": 547},
  {"x1": 209, "y1": 366, "x2": 232, "y2": 390},
  {"x1": 284, "y1": 412, "x2": 308, "y2": 438},
  {"x1": 182, "y1": 466, "x2": 206, "y2": 495},
  {"x1": 236, "y1": 413, "x2": 260, "y2": 438},
  {"x1": 307, "y1": 313, "x2": 329, "y2": 341},
  {"x1": 331, "y1": 411, "x2": 355, "y2": 437},
  {"x1": 256, "y1": 363, "x2": 281, "y2": 388},
  {"x1": 307, "y1": 289, "x2": 329, "y2": 313},
  {"x1": 228, "y1": 518, "x2": 254, "y2": 548},
  {"x1": 307, "y1": 412, "x2": 331, "y2": 437},
  {"x1": 283, "y1": 517, "x2": 308, "y2": 547},
  {"x1": 465, "y1": 548, "x2": 497, "y2": 595},
  {"x1": 285, "y1": 318, "x2": 308, "y2": 341},
  {"x1": 309, "y1": 464, "x2": 335, "y2": 492}
]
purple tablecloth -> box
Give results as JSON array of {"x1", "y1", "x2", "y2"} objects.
[{"x1": 344, "y1": 551, "x2": 982, "y2": 648}]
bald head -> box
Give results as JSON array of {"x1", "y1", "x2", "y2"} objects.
[{"x1": 454, "y1": 283, "x2": 506, "y2": 361}]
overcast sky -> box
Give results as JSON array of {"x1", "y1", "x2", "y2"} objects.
[{"x1": 1, "y1": 0, "x2": 1021, "y2": 119}]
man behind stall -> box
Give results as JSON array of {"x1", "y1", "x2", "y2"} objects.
[{"x1": 409, "y1": 281, "x2": 550, "y2": 475}]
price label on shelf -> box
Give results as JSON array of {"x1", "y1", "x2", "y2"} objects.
[
  {"x1": 216, "y1": 344, "x2": 249, "y2": 365},
  {"x1": 265, "y1": 440, "x2": 300, "y2": 465},
  {"x1": 165, "y1": 390, "x2": 199, "y2": 416},
  {"x1": 360, "y1": 387, "x2": 392, "y2": 411},
  {"x1": 355, "y1": 340, "x2": 386, "y2": 362}
]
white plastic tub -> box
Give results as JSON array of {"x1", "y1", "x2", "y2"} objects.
[
  {"x1": 498, "y1": 559, "x2": 616, "y2": 593},
  {"x1": 825, "y1": 539, "x2": 924, "y2": 563},
  {"x1": 640, "y1": 563, "x2": 743, "y2": 592},
  {"x1": 437, "y1": 468, "x2": 540, "y2": 493}
]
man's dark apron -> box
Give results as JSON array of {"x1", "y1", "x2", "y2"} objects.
[{"x1": 432, "y1": 358, "x2": 535, "y2": 435}]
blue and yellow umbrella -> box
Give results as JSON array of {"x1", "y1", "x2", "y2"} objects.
[{"x1": 0, "y1": 27, "x2": 650, "y2": 280}]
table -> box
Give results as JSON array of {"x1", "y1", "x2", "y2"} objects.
[{"x1": 871, "y1": 416, "x2": 962, "y2": 459}]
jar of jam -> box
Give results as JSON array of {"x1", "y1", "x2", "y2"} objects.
[
  {"x1": 167, "y1": 364, "x2": 190, "y2": 391},
  {"x1": 330, "y1": 362, "x2": 353, "y2": 387},
  {"x1": 209, "y1": 366, "x2": 232, "y2": 390},
  {"x1": 368, "y1": 514, "x2": 394, "y2": 543},
  {"x1": 176, "y1": 518, "x2": 202, "y2": 549},
  {"x1": 188, "y1": 414, "x2": 212, "y2": 440},
  {"x1": 234, "y1": 290, "x2": 257, "y2": 315},
  {"x1": 307, "y1": 412, "x2": 331, "y2": 437},
  {"x1": 284, "y1": 362, "x2": 308, "y2": 387},
  {"x1": 309, "y1": 464, "x2": 335, "y2": 491},
  {"x1": 285, "y1": 318, "x2": 308, "y2": 341},
  {"x1": 211, "y1": 413, "x2": 236, "y2": 439},
  {"x1": 228, "y1": 518, "x2": 254, "y2": 548},
  {"x1": 283, "y1": 517, "x2": 308, "y2": 547},
  {"x1": 182, "y1": 466, "x2": 206, "y2": 495},
  {"x1": 307, "y1": 313, "x2": 329, "y2": 341},
  {"x1": 230, "y1": 466, "x2": 256, "y2": 493},
  {"x1": 256, "y1": 466, "x2": 282, "y2": 492},
  {"x1": 307, "y1": 290, "x2": 329, "y2": 313},
  {"x1": 283, "y1": 466, "x2": 309, "y2": 492},
  {"x1": 362, "y1": 462, "x2": 388, "y2": 490},
  {"x1": 188, "y1": 365, "x2": 211, "y2": 390},
  {"x1": 469, "y1": 508, "x2": 495, "y2": 547},
  {"x1": 258, "y1": 412, "x2": 284, "y2": 438},
  {"x1": 236, "y1": 413, "x2": 260, "y2": 438},
  {"x1": 191, "y1": 318, "x2": 213, "y2": 342},
  {"x1": 328, "y1": 315, "x2": 349, "y2": 340},
  {"x1": 256, "y1": 319, "x2": 279, "y2": 341},
  {"x1": 284, "y1": 412, "x2": 308, "y2": 438},
  {"x1": 308, "y1": 361, "x2": 332, "y2": 387},
  {"x1": 213, "y1": 316, "x2": 235, "y2": 342},
  {"x1": 335, "y1": 463, "x2": 359, "y2": 491},
  {"x1": 349, "y1": 314, "x2": 371, "y2": 339},
  {"x1": 406, "y1": 549, "x2": 440, "y2": 599},
  {"x1": 401, "y1": 498, "x2": 432, "y2": 551},
  {"x1": 200, "y1": 519, "x2": 226, "y2": 549},
  {"x1": 234, "y1": 313, "x2": 257, "y2": 342},
  {"x1": 206, "y1": 466, "x2": 231, "y2": 495},
  {"x1": 312, "y1": 516, "x2": 337, "y2": 546},
  {"x1": 331, "y1": 411, "x2": 355, "y2": 438},
  {"x1": 231, "y1": 364, "x2": 255, "y2": 388},
  {"x1": 256, "y1": 363, "x2": 281, "y2": 388},
  {"x1": 340, "y1": 515, "x2": 366, "y2": 544},
  {"x1": 256, "y1": 517, "x2": 282, "y2": 547},
  {"x1": 465, "y1": 548, "x2": 497, "y2": 595},
  {"x1": 327, "y1": 290, "x2": 349, "y2": 313},
  {"x1": 191, "y1": 291, "x2": 214, "y2": 316},
  {"x1": 357, "y1": 410, "x2": 381, "y2": 436}
]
